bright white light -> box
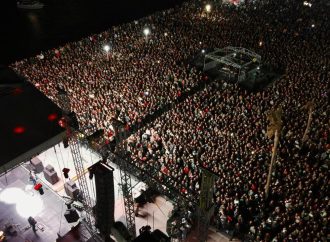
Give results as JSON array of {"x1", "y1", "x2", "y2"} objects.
[
  {"x1": 0, "y1": 188, "x2": 44, "y2": 218},
  {"x1": 259, "y1": 41, "x2": 263, "y2": 47},
  {"x1": 16, "y1": 193, "x2": 44, "y2": 218},
  {"x1": 164, "y1": 32, "x2": 168, "y2": 36},
  {"x1": 202, "y1": 49, "x2": 205, "y2": 54},
  {"x1": 0, "y1": 188, "x2": 23, "y2": 204},
  {"x1": 199, "y1": 41, "x2": 202, "y2": 45},
  {"x1": 311, "y1": 24, "x2": 315, "y2": 28},
  {"x1": 103, "y1": 45, "x2": 110, "y2": 52},
  {"x1": 303, "y1": 1, "x2": 312, "y2": 7},
  {"x1": 205, "y1": 4, "x2": 211, "y2": 12},
  {"x1": 257, "y1": 66, "x2": 260, "y2": 70},
  {"x1": 143, "y1": 28, "x2": 150, "y2": 36}
]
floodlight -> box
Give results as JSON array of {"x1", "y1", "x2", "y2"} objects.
[
  {"x1": 143, "y1": 28, "x2": 150, "y2": 36},
  {"x1": 205, "y1": 4, "x2": 211, "y2": 12},
  {"x1": 103, "y1": 45, "x2": 110, "y2": 52}
]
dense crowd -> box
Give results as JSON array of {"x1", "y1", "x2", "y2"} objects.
[{"x1": 12, "y1": 0, "x2": 329, "y2": 241}]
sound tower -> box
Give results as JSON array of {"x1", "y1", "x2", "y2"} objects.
[{"x1": 90, "y1": 161, "x2": 115, "y2": 238}]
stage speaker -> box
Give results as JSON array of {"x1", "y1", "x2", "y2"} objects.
[
  {"x1": 152, "y1": 229, "x2": 170, "y2": 242},
  {"x1": 90, "y1": 161, "x2": 115, "y2": 236},
  {"x1": 64, "y1": 209, "x2": 79, "y2": 223}
]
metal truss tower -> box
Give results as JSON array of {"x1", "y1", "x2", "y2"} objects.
[
  {"x1": 56, "y1": 88, "x2": 97, "y2": 237},
  {"x1": 68, "y1": 132, "x2": 94, "y2": 227},
  {"x1": 112, "y1": 120, "x2": 136, "y2": 238},
  {"x1": 119, "y1": 167, "x2": 136, "y2": 238}
]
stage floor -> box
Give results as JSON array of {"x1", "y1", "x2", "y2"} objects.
[{"x1": 0, "y1": 166, "x2": 72, "y2": 242}]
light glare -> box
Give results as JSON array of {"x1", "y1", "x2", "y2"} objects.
[
  {"x1": 205, "y1": 4, "x2": 211, "y2": 12},
  {"x1": 103, "y1": 45, "x2": 110, "y2": 52},
  {"x1": 0, "y1": 188, "x2": 44, "y2": 218},
  {"x1": 143, "y1": 28, "x2": 150, "y2": 36}
]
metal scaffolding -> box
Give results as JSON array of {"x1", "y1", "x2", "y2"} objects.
[
  {"x1": 68, "y1": 132, "x2": 94, "y2": 227},
  {"x1": 112, "y1": 120, "x2": 136, "y2": 238},
  {"x1": 56, "y1": 88, "x2": 101, "y2": 241},
  {"x1": 203, "y1": 46, "x2": 261, "y2": 82},
  {"x1": 120, "y1": 168, "x2": 136, "y2": 238}
]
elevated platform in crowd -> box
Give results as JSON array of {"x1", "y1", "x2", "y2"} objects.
[{"x1": 192, "y1": 48, "x2": 283, "y2": 91}]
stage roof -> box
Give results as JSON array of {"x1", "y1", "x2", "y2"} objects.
[{"x1": 0, "y1": 66, "x2": 65, "y2": 172}]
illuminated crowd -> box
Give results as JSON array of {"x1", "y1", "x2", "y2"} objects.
[{"x1": 12, "y1": 0, "x2": 329, "y2": 241}]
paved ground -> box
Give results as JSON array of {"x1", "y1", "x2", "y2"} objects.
[{"x1": 0, "y1": 166, "x2": 72, "y2": 242}]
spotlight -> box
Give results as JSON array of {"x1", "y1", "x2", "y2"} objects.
[
  {"x1": 303, "y1": 1, "x2": 312, "y2": 7},
  {"x1": 63, "y1": 137, "x2": 69, "y2": 148},
  {"x1": 89, "y1": 171, "x2": 94, "y2": 180},
  {"x1": 205, "y1": 4, "x2": 211, "y2": 12},
  {"x1": 63, "y1": 168, "x2": 70, "y2": 179},
  {"x1": 103, "y1": 45, "x2": 110, "y2": 52},
  {"x1": 143, "y1": 28, "x2": 150, "y2": 36}
]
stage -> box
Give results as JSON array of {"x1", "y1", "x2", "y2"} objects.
[
  {"x1": 0, "y1": 142, "x2": 236, "y2": 241},
  {"x1": 0, "y1": 142, "x2": 175, "y2": 241}
]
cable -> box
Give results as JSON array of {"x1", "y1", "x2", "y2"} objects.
[
  {"x1": 154, "y1": 200, "x2": 167, "y2": 217},
  {"x1": 58, "y1": 143, "x2": 68, "y2": 169},
  {"x1": 58, "y1": 199, "x2": 65, "y2": 235},
  {"x1": 54, "y1": 146, "x2": 65, "y2": 191}
]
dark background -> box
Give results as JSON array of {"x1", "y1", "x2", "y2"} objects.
[
  {"x1": 0, "y1": 0, "x2": 184, "y2": 65},
  {"x1": 0, "y1": 66, "x2": 65, "y2": 166}
]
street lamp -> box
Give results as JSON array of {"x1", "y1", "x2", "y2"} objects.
[
  {"x1": 205, "y1": 4, "x2": 211, "y2": 13},
  {"x1": 103, "y1": 45, "x2": 110, "y2": 60},
  {"x1": 143, "y1": 27, "x2": 150, "y2": 42}
]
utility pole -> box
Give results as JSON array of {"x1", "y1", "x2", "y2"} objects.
[
  {"x1": 265, "y1": 107, "x2": 282, "y2": 199},
  {"x1": 198, "y1": 168, "x2": 217, "y2": 242},
  {"x1": 302, "y1": 101, "x2": 315, "y2": 144}
]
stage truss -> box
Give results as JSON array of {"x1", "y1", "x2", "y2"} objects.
[{"x1": 203, "y1": 46, "x2": 261, "y2": 82}]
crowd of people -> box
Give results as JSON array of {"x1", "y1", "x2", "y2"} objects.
[{"x1": 11, "y1": 0, "x2": 329, "y2": 241}]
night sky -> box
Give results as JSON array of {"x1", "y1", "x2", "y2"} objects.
[{"x1": 0, "y1": 0, "x2": 183, "y2": 65}]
